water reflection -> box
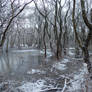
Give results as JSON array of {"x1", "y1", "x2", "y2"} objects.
[{"x1": 0, "y1": 50, "x2": 44, "y2": 75}]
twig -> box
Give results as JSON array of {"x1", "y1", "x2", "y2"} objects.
[{"x1": 61, "y1": 79, "x2": 67, "y2": 92}]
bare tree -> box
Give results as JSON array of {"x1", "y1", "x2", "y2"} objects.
[
  {"x1": 0, "y1": 0, "x2": 34, "y2": 49},
  {"x1": 72, "y1": 0, "x2": 92, "y2": 74},
  {"x1": 34, "y1": 0, "x2": 50, "y2": 57}
]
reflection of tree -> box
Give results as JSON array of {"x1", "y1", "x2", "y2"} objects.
[{"x1": 0, "y1": 53, "x2": 11, "y2": 73}]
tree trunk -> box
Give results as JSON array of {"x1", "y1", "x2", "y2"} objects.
[
  {"x1": 83, "y1": 47, "x2": 92, "y2": 73},
  {"x1": 44, "y1": 41, "x2": 47, "y2": 58}
]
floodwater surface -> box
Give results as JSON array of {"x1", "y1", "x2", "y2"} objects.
[
  {"x1": 0, "y1": 49, "x2": 87, "y2": 92},
  {"x1": 0, "y1": 50, "x2": 46, "y2": 79}
]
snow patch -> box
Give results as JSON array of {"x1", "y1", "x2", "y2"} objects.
[
  {"x1": 18, "y1": 79, "x2": 45, "y2": 92},
  {"x1": 69, "y1": 47, "x2": 75, "y2": 50},
  {"x1": 68, "y1": 63, "x2": 88, "y2": 91},
  {"x1": 27, "y1": 69, "x2": 46, "y2": 74},
  {"x1": 18, "y1": 79, "x2": 56, "y2": 92},
  {"x1": 62, "y1": 58, "x2": 70, "y2": 63},
  {"x1": 71, "y1": 57, "x2": 83, "y2": 60},
  {"x1": 68, "y1": 50, "x2": 74, "y2": 56},
  {"x1": 53, "y1": 62, "x2": 67, "y2": 71}
]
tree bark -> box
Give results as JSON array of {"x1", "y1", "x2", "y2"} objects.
[
  {"x1": 82, "y1": 47, "x2": 92, "y2": 73},
  {"x1": 73, "y1": 0, "x2": 92, "y2": 74}
]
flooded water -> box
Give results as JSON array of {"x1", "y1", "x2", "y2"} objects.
[
  {"x1": 0, "y1": 49, "x2": 88, "y2": 92},
  {"x1": 0, "y1": 50, "x2": 46, "y2": 79}
]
